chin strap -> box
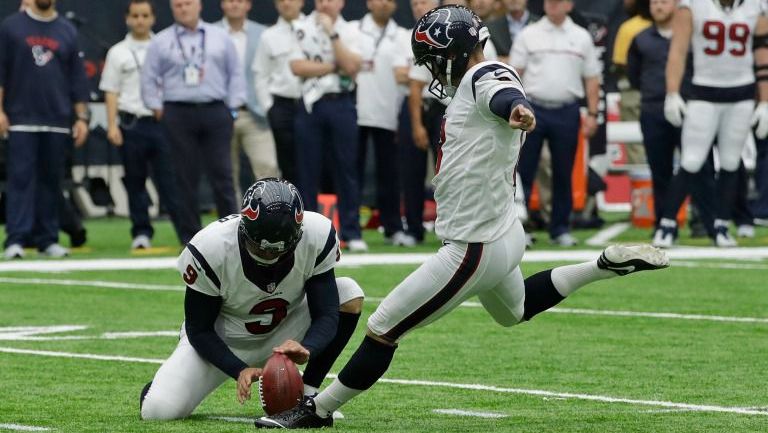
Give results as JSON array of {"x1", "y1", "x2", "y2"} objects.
[{"x1": 444, "y1": 58, "x2": 456, "y2": 97}]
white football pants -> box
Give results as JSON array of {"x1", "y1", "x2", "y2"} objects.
[
  {"x1": 368, "y1": 219, "x2": 528, "y2": 343},
  {"x1": 681, "y1": 100, "x2": 753, "y2": 172}
]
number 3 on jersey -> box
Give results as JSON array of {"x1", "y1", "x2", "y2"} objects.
[
  {"x1": 702, "y1": 20, "x2": 750, "y2": 56},
  {"x1": 245, "y1": 299, "x2": 290, "y2": 334}
]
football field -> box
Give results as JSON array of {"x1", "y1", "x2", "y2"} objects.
[{"x1": 1, "y1": 219, "x2": 768, "y2": 432}]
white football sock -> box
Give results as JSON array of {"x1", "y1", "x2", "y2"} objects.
[
  {"x1": 550, "y1": 260, "x2": 615, "y2": 297},
  {"x1": 313, "y1": 379, "x2": 363, "y2": 418},
  {"x1": 303, "y1": 384, "x2": 318, "y2": 397}
]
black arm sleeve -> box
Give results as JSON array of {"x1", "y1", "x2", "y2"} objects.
[
  {"x1": 184, "y1": 287, "x2": 248, "y2": 379},
  {"x1": 626, "y1": 39, "x2": 642, "y2": 91},
  {"x1": 301, "y1": 269, "x2": 340, "y2": 359},
  {"x1": 489, "y1": 87, "x2": 532, "y2": 122}
]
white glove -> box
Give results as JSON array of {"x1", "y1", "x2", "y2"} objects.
[
  {"x1": 751, "y1": 101, "x2": 768, "y2": 139},
  {"x1": 664, "y1": 92, "x2": 687, "y2": 127}
]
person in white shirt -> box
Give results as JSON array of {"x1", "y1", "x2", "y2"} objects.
[
  {"x1": 218, "y1": 0, "x2": 280, "y2": 203},
  {"x1": 354, "y1": 0, "x2": 412, "y2": 247},
  {"x1": 99, "y1": 0, "x2": 183, "y2": 249},
  {"x1": 289, "y1": 0, "x2": 368, "y2": 253},
  {"x1": 510, "y1": 0, "x2": 600, "y2": 247},
  {"x1": 254, "y1": 0, "x2": 305, "y2": 185},
  {"x1": 254, "y1": 7, "x2": 669, "y2": 428}
]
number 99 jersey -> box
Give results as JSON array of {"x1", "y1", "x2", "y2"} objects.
[{"x1": 684, "y1": 0, "x2": 767, "y2": 88}]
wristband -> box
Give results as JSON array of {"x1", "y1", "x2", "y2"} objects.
[{"x1": 329, "y1": 32, "x2": 339, "y2": 41}]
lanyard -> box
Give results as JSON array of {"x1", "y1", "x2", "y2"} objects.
[
  {"x1": 359, "y1": 19, "x2": 390, "y2": 59},
  {"x1": 175, "y1": 25, "x2": 206, "y2": 67},
  {"x1": 129, "y1": 48, "x2": 142, "y2": 70}
]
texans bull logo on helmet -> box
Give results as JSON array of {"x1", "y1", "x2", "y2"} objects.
[
  {"x1": 294, "y1": 206, "x2": 304, "y2": 224},
  {"x1": 242, "y1": 203, "x2": 260, "y2": 221},
  {"x1": 414, "y1": 8, "x2": 454, "y2": 49}
]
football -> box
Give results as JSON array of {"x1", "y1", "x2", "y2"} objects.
[{"x1": 258, "y1": 353, "x2": 304, "y2": 415}]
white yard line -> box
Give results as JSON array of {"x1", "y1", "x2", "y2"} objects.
[
  {"x1": 672, "y1": 261, "x2": 768, "y2": 270},
  {"x1": 0, "y1": 347, "x2": 765, "y2": 417},
  {"x1": 206, "y1": 416, "x2": 253, "y2": 424},
  {"x1": 366, "y1": 297, "x2": 768, "y2": 324},
  {"x1": 585, "y1": 223, "x2": 630, "y2": 246},
  {"x1": 1, "y1": 248, "x2": 768, "y2": 273},
  {"x1": 0, "y1": 424, "x2": 51, "y2": 431},
  {"x1": 547, "y1": 308, "x2": 768, "y2": 324},
  {"x1": 0, "y1": 331, "x2": 179, "y2": 342},
  {"x1": 432, "y1": 409, "x2": 508, "y2": 418},
  {"x1": 101, "y1": 331, "x2": 178, "y2": 339},
  {"x1": 0, "y1": 277, "x2": 180, "y2": 291},
  {"x1": 369, "y1": 377, "x2": 768, "y2": 417},
  {"x1": 0, "y1": 347, "x2": 164, "y2": 364}
]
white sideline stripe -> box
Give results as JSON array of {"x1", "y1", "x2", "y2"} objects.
[
  {"x1": 2, "y1": 247, "x2": 768, "y2": 272},
  {"x1": 0, "y1": 424, "x2": 51, "y2": 431},
  {"x1": 1, "y1": 347, "x2": 766, "y2": 417},
  {"x1": 432, "y1": 409, "x2": 508, "y2": 418},
  {"x1": 207, "y1": 416, "x2": 253, "y2": 424},
  {"x1": 368, "y1": 297, "x2": 768, "y2": 324},
  {"x1": 0, "y1": 331, "x2": 179, "y2": 341},
  {"x1": 673, "y1": 261, "x2": 768, "y2": 270},
  {"x1": 372, "y1": 378, "x2": 768, "y2": 416},
  {"x1": 547, "y1": 308, "x2": 768, "y2": 324},
  {"x1": 0, "y1": 326, "x2": 178, "y2": 341},
  {"x1": 102, "y1": 331, "x2": 178, "y2": 339},
  {"x1": 0, "y1": 326, "x2": 86, "y2": 333},
  {"x1": 585, "y1": 223, "x2": 630, "y2": 246},
  {"x1": 0, "y1": 277, "x2": 181, "y2": 291},
  {"x1": 0, "y1": 347, "x2": 164, "y2": 364}
]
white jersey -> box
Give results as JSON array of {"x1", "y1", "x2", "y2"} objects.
[
  {"x1": 432, "y1": 61, "x2": 526, "y2": 243},
  {"x1": 177, "y1": 211, "x2": 339, "y2": 350},
  {"x1": 684, "y1": 0, "x2": 767, "y2": 88}
]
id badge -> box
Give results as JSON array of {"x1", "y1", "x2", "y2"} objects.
[{"x1": 184, "y1": 65, "x2": 201, "y2": 86}]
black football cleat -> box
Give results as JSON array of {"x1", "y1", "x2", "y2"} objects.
[
  {"x1": 597, "y1": 244, "x2": 669, "y2": 276},
  {"x1": 255, "y1": 396, "x2": 332, "y2": 429}
]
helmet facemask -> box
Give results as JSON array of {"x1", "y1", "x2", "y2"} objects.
[{"x1": 418, "y1": 54, "x2": 459, "y2": 99}]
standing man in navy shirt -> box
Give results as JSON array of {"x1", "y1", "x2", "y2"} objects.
[
  {"x1": 0, "y1": 0, "x2": 90, "y2": 259},
  {"x1": 141, "y1": 0, "x2": 246, "y2": 244}
]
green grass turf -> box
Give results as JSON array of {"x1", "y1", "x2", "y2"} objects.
[{"x1": 1, "y1": 258, "x2": 767, "y2": 432}]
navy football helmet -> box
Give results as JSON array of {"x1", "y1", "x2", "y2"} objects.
[
  {"x1": 239, "y1": 178, "x2": 304, "y2": 262},
  {"x1": 411, "y1": 5, "x2": 488, "y2": 98}
]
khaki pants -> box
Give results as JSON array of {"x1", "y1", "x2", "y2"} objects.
[
  {"x1": 620, "y1": 89, "x2": 647, "y2": 165},
  {"x1": 231, "y1": 110, "x2": 279, "y2": 201}
]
